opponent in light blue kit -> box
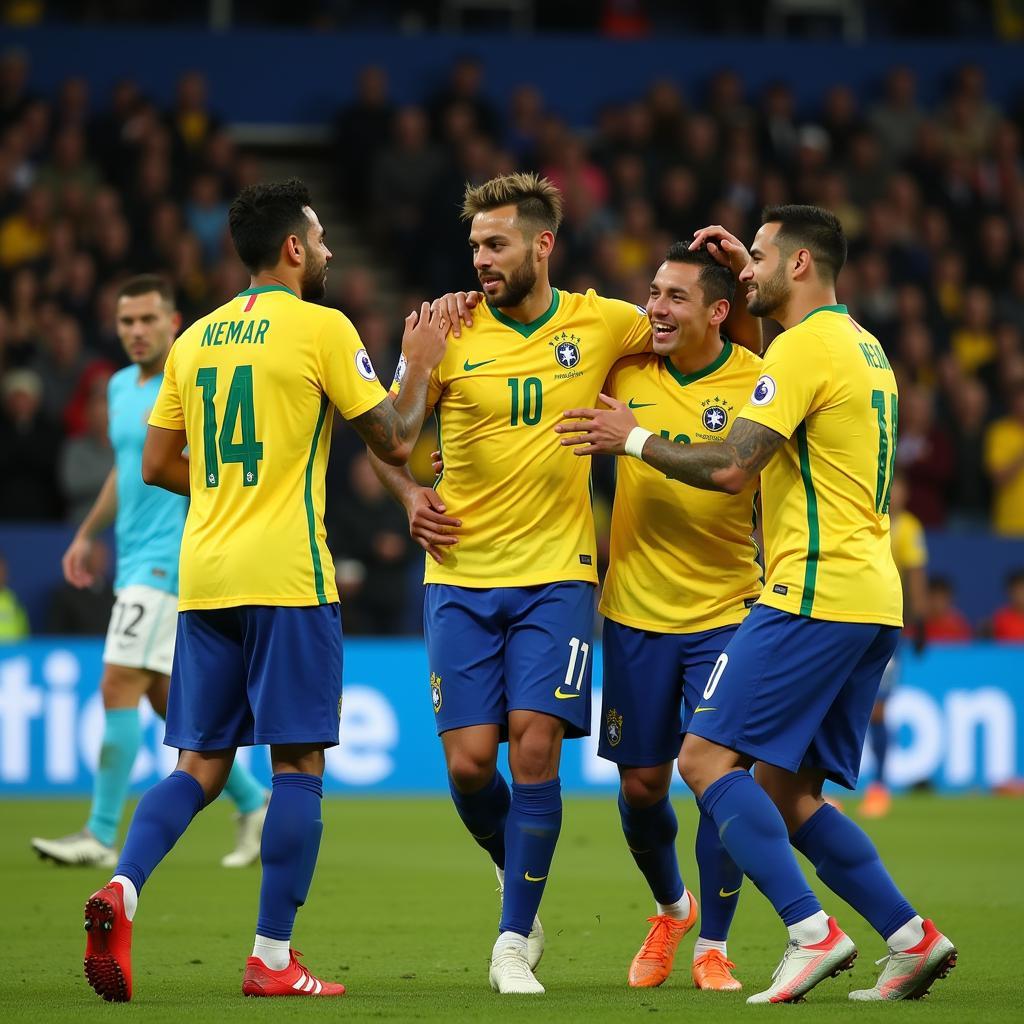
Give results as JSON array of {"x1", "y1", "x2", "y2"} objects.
[{"x1": 31, "y1": 275, "x2": 268, "y2": 870}]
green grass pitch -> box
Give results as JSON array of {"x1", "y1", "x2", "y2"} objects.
[{"x1": 5, "y1": 794, "x2": 1023, "y2": 1021}]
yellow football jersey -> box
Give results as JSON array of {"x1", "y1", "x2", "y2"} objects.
[
  {"x1": 738, "y1": 304, "x2": 903, "y2": 626},
  {"x1": 600, "y1": 342, "x2": 763, "y2": 633},
  {"x1": 890, "y1": 510, "x2": 927, "y2": 574},
  {"x1": 149, "y1": 285, "x2": 388, "y2": 610},
  {"x1": 412, "y1": 288, "x2": 650, "y2": 587}
]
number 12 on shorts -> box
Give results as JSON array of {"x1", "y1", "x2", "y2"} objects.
[{"x1": 557, "y1": 636, "x2": 590, "y2": 697}]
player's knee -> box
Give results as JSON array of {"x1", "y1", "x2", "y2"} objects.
[
  {"x1": 447, "y1": 751, "x2": 495, "y2": 793},
  {"x1": 99, "y1": 667, "x2": 144, "y2": 709},
  {"x1": 620, "y1": 770, "x2": 669, "y2": 808}
]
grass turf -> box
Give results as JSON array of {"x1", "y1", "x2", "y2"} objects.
[{"x1": 5, "y1": 793, "x2": 1022, "y2": 1021}]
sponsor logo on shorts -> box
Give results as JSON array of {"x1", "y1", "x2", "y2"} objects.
[
  {"x1": 430, "y1": 672, "x2": 442, "y2": 713},
  {"x1": 606, "y1": 708, "x2": 623, "y2": 747},
  {"x1": 554, "y1": 689, "x2": 581, "y2": 700}
]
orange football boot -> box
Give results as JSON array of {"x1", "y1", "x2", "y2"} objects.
[
  {"x1": 628, "y1": 893, "x2": 699, "y2": 988},
  {"x1": 83, "y1": 881, "x2": 133, "y2": 1002},
  {"x1": 242, "y1": 950, "x2": 346, "y2": 997},
  {"x1": 692, "y1": 949, "x2": 742, "y2": 991}
]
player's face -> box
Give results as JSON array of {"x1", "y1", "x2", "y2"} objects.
[
  {"x1": 300, "y1": 206, "x2": 332, "y2": 301},
  {"x1": 116, "y1": 292, "x2": 178, "y2": 369},
  {"x1": 741, "y1": 222, "x2": 790, "y2": 318},
  {"x1": 647, "y1": 260, "x2": 716, "y2": 356},
  {"x1": 469, "y1": 207, "x2": 537, "y2": 308}
]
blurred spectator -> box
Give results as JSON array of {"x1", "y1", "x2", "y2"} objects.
[
  {"x1": 984, "y1": 383, "x2": 1024, "y2": 535},
  {"x1": 923, "y1": 576, "x2": 974, "y2": 642},
  {"x1": 428, "y1": 56, "x2": 500, "y2": 143},
  {"x1": 895, "y1": 385, "x2": 955, "y2": 526},
  {"x1": 58, "y1": 377, "x2": 112, "y2": 524},
  {"x1": 184, "y1": 172, "x2": 228, "y2": 266},
  {"x1": 46, "y1": 537, "x2": 114, "y2": 635},
  {"x1": 32, "y1": 314, "x2": 92, "y2": 427},
  {"x1": 0, "y1": 369, "x2": 62, "y2": 520},
  {"x1": 327, "y1": 453, "x2": 414, "y2": 634},
  {"x1": 868, "y1": 66, "x2": 925, "y2": 165},
  {"x1": 947, "y1": 375, "x2": 992, "y2": 526},
  {"x1": 333, "y1": 65, "x2": 394, "y2": 216},
  {"x1": 951, "y1": 284, "x2": 997, "y2": 375},
  {"x1": 168, "y1": 71, "x2": 220, "y2": 170},
  {"x1": 0, "y1": 552, "x2": 29, "y2": 642},
  {"x1": 991, "y1": 569, "x2": 1024, "y2": 641},
  {"x1": 0, "y1": 48, "x2": 31, "y2": 132},
  {"x1": 0, "y1": 184, "x2": 51, "y2": 267}
]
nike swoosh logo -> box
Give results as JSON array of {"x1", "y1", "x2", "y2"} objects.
[
  {"x1": 464, "y1": 358, "x2": 496, "y2": 372},
  {"x1": 719, "y1": 886, "x2": 741, "y2": 898},
  {"x1": 524, "y1": 872, "x2": 547, "y2": 882},
  {"x1": 693, "y1": 707, "x2": 716, "y2": 713},
  {"x1": 554, "y1": 690, "x2": 581, "y2": 700},
  {"x1": 628, "y1": 398, "x2": 657, "y2": 409}
]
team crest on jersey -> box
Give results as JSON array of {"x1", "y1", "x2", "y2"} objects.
[
  {"x1": 430, "y1": 672, "x2": 442, "y2": 713},
  {"x1": 553, "y1": 332, "x2": 581, "y2": 369},
  {"x1": 606, "y1": 708, "x2": 623, "y2": 747},
  {"x1": 696, "y1": 396, "x2": 735, "y2": 441},
  {"x1": 751, "y1": 374, "x2": 776, "y2": 406},
  {"x1": 702, "y1": 405, "x2": 728, "y2": 432},
  {"x1": 355, "y1": 348, "x2": 377, "y2": 381}
]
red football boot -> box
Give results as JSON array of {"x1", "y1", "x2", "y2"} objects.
[
  {"x1": 83, "y1": 881, "x2": 133, "y2": 1002},
  {"x1": 242, "y1": 950, "x2": 346, "y2": 997}
]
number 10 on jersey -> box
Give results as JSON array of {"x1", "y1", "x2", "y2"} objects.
[{"x1": 196, "y1": 365, "x2": 264, "y2": 487}]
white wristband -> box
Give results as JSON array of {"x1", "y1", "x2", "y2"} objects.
[{"x1": 625, "y1": 426, "x2": 654, "y2": 460}]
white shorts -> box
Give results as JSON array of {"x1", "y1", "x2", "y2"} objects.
[{"x1": 101, "y1": 584, "x2": 178, "y2": 676}]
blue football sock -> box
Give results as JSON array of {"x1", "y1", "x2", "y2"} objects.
[
  {"x1": 869, "y1": 721, "x2": 889, "y2": 782},
  {"x1": 617, "y1": 790, "x2": 684, "y2": 907},
  {"x1": 500, "y1": 778, "x2": 562, "y2": 936},
  {"x1": 115, "y1": 769, "x2": 206, "y2": 895},
  {"x1": 256, "y1": 773, "x2": 324, "y2": 942},
  {"x1": 86, "y1": 707, "x2": 142, "y2": 847},
  {"x1": 700, "y1": 770, "x2": 821, "y2": 926},
  {"x1": 448, "y1": 771, "x2": 510, "y2": 869},
  {"x1": 223, "y1": 759, "x2": 267, "y2": 815},
  {"x1": 695, "y1": 804, "x2": 743, "y2": 941},
  {"x1": 791, "y1": 802, "x2": 916, "y2": 939}
]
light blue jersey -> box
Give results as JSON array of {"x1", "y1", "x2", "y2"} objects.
[{"x1": 108, "y1": 365, "x2": 186, "y2": 595}]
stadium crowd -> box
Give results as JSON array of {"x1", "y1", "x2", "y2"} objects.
[{"x1": 2, "y1": 48, "x2": 1024, "y2": 634}]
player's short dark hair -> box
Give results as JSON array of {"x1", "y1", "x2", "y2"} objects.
[
  {"x1": 461, "y1": 172, "x2": 564, "y2": 236},
  {"x1": 229, "y1": 178, "x2": 312, "y2": 273},
  {"x1": 664, "y1": 241, "x2": 735, "y2": 305},
  {"x1": 116, "y1": 274, "x2": 176, "y2": 308},
  {"x1": 761, "y1": 204, "x2": 847, "y2": 284}
]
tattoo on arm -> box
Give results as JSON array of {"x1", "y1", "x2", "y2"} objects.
[
  {"x1": 351, "y1": 398, "x2": 407, "y2": 455},
  {"x1": 641, "y1": 417, "x2": 786, "y2": 491}
]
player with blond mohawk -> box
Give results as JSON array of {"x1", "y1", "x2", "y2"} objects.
[{"x1": 372, "y1": 172, "x2": 652, "y2": 994}]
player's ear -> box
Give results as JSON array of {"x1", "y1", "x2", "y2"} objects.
[
  {"x1": 534, "y1": 229, "x2": 555, "y2": 262},
  {"x1": 791, "y1": 247, "x2": 813, "y2": 280},
  {"x1": 709, "y1": 298, "x2": 730, "y2": 326},
  {"x1": 283, "y1": 232, "x2": 304, "y2": 267}
]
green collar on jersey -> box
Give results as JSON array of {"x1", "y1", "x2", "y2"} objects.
[
  {"x1": 663, "y1": 338, "x2": 732, "y2": 388},
  {"x1": 488, "y1": 289, "x2": 560, "y2": 338},
  {"x1": 237, "y1": 285, "x2": 297, "y2": 297},
  {"x1": 800, "y1": 303, "x2": 848, "y2": 323}
]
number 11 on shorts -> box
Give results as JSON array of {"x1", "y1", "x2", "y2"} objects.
[{"x1": 556, "y1": 636, "x2": 590, "y2": 698}]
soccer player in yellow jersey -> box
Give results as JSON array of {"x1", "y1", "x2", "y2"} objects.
[
  {"x1": 861, "y1": 472, "x2": 928, "y2": 819},
  {"x1": 557, "y1": 206, "x2": 956, "y2": 1004},
  {"x1": 80, "y1": 179, "x2": 447, "y2": 1003},
  {"x1": 598, "y1": 242, "x2": 761, "y2": 993},
  {"x1": 372, "y1": 173, "x2": 651, "y2": 995}
]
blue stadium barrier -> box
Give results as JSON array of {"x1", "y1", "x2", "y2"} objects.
[
  {"x1": 0, "y1": 638, "x2": 1020, "y2": 795},
  {"x1": 10, "y1": 27, "x2": 1023, "y2": 127}
]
